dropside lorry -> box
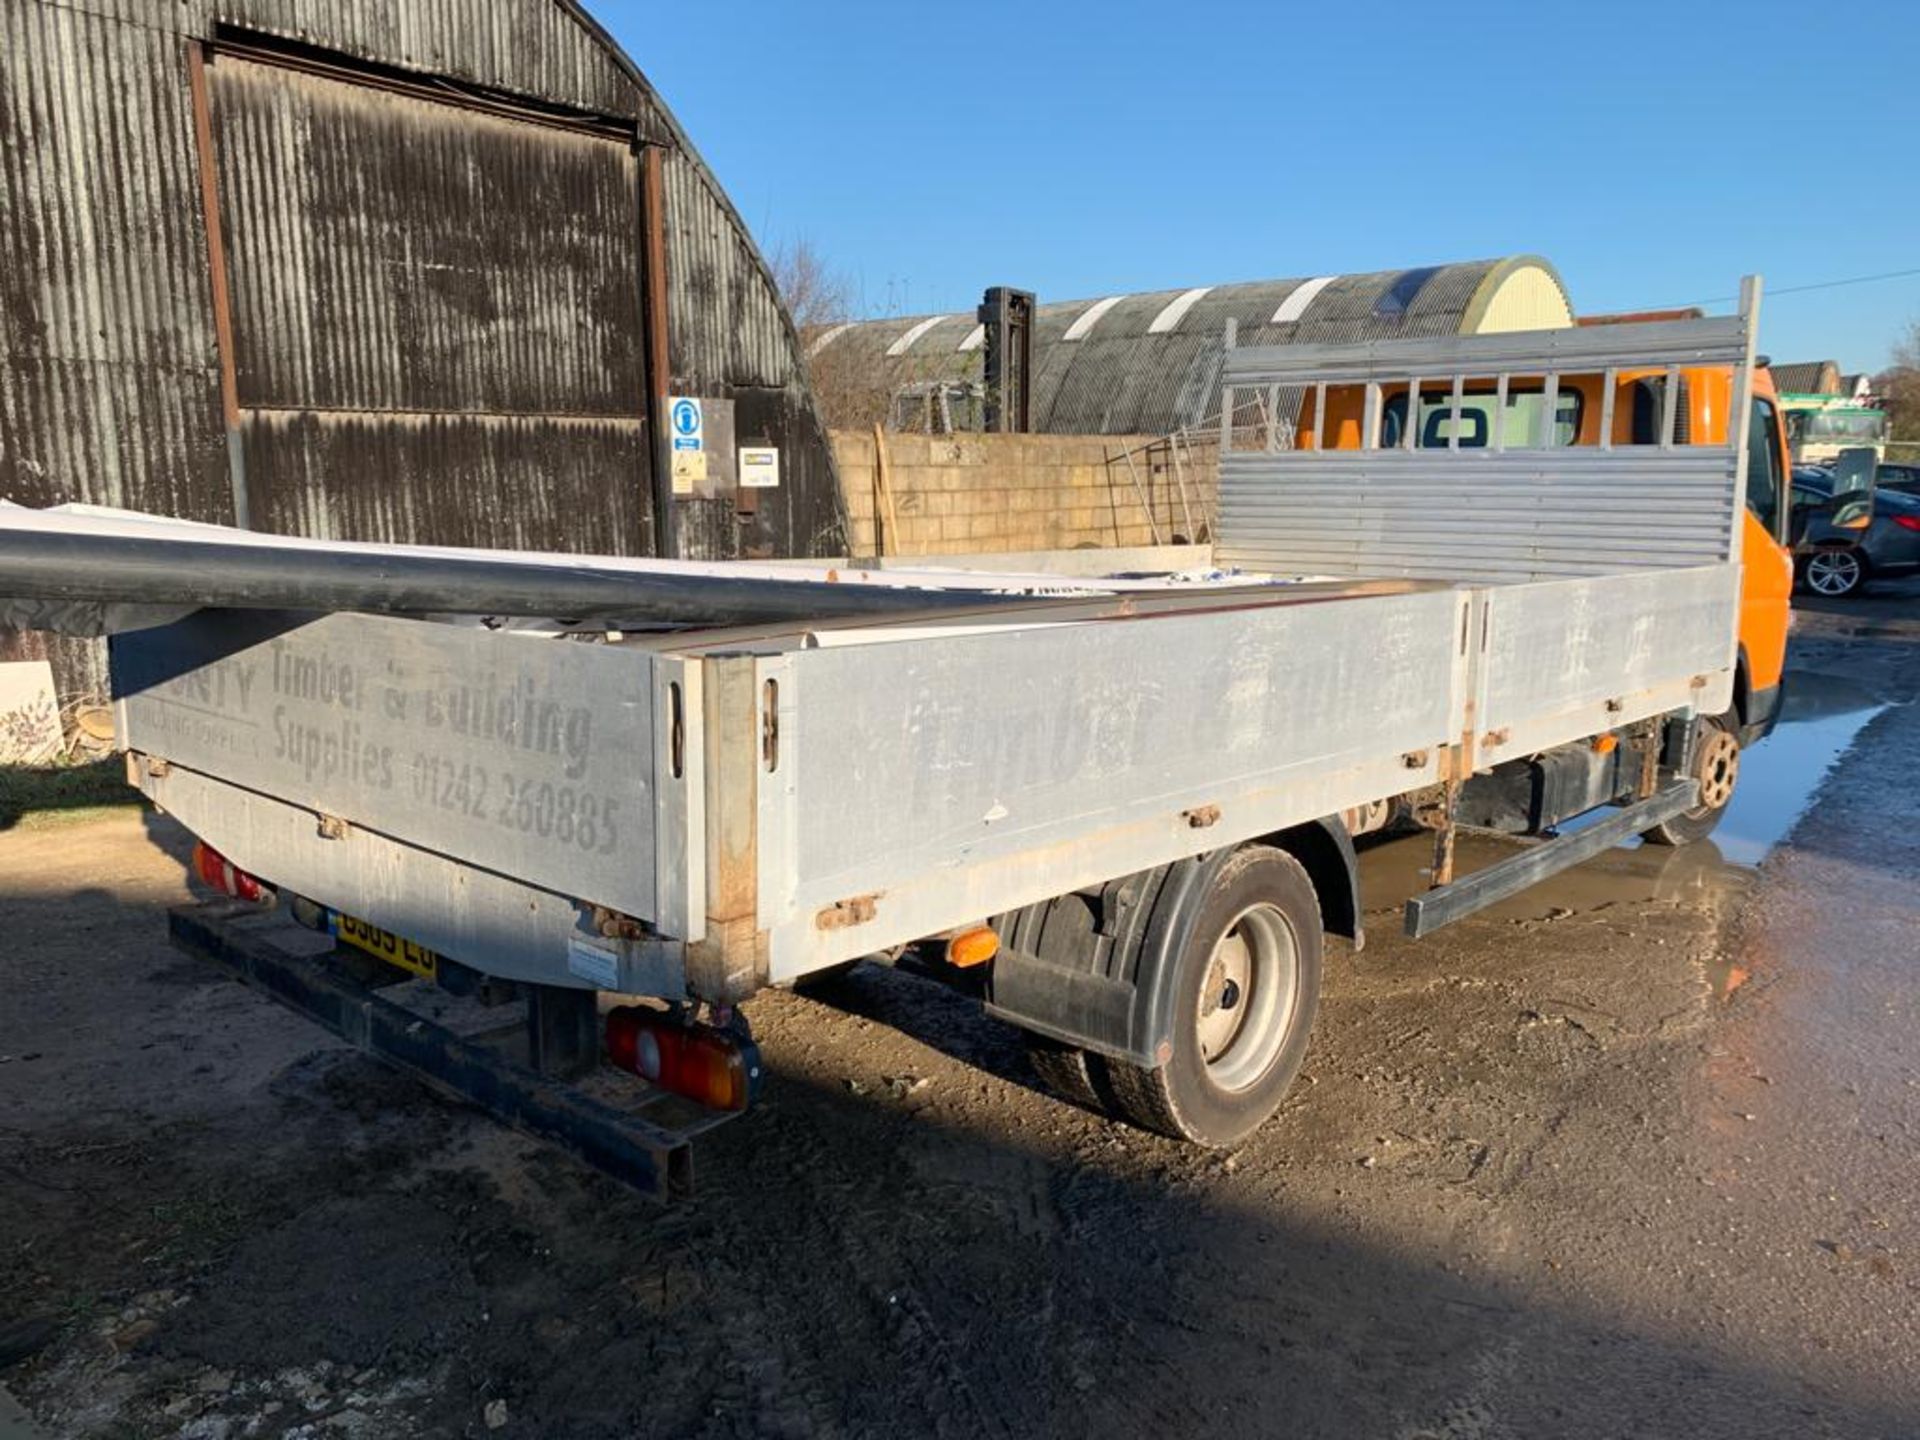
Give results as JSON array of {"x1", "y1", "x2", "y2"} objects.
[{"x1": 0, "y1": 283, "x2": 1797, "y2": 1194}]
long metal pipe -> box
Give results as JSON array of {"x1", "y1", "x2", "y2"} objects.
[{"x1": 0, "y1": 528, "x2": 1037, "y2": 628}]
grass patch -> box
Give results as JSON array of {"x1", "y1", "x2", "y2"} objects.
[{"x1": 0, "y1": 758, "x2": 141, "y2": 831}]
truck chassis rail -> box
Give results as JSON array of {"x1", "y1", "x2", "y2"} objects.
[{"x1": 169, "y1": 902, "x2": 736, "y2": 1201}]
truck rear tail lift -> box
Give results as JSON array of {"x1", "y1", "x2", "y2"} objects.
[{"x1": 169, "y1": 902, "x2": 741, "y2": 1201}]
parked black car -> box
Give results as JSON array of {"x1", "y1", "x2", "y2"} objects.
[
  {"x1": 1872, "y1": 461, "x2": 1920, "y2": 497},
  {"x1": 1790, "y1": 470, "x2": 1920, "y2": 597}
]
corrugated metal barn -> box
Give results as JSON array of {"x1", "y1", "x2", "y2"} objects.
[
  {"x1": 1, "y1": 0, "x2": 846, "y2": 697},
  {"x1": 814, "y1": 256, "x2": 1572, "y2": 437}
]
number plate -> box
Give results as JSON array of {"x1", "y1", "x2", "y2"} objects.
[{"x1": 333, "y1": 912, "x2": 441, "y2": 980}]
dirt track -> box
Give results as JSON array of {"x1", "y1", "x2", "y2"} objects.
[{"x1": 3, "y1": 585, "x2": 1918, "y2": 1439}]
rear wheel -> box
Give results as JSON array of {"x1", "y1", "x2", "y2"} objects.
[
  {"x1": 1800, "y1": 548, "x2": 1867, "y2": 598},
  {"x1": 1104, "y1": 846, "x2": 1322, "y2": 1147},
  {"x1": 1644, "y1": 715, "x2": 1739, "y2": 846},
  {"x1": 1024, "y1": 1034, "x2": 1111, "y2": 1113}
]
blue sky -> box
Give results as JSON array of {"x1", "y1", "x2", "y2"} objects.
[{"x1": 599, "y1": 1, "x2": 1919, "y2": 371}]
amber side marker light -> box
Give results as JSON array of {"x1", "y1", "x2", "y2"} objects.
[
  {"x1": 190, "y1": 841, "x2": 275, "y2": 905},
  {"x1": 944, "y1": 925, "x2": 1001, "y2": 969},
  {"x1": 605, "y1": 1007, "x2": 761, "y2": 1111}
]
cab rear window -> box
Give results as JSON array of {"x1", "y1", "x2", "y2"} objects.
[{"x1": 1381, "y1": 388, "x2": 1582, "y2": 448}]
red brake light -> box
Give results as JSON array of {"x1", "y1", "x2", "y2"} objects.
[
  {"x1": 190, "y1": 841, "x2": 275, "y2": 904},
  {"x1": 1892, "y1": 514, "x2": 1920, "y2": 533},
  {"x1": 605, "y1": 1006, "x2": 760, "y2": 1111}
]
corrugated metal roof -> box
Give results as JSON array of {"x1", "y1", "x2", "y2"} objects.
[
  {"x1": 1769, "y1": 361, "x2": 1843, "y2": 396},
  {"x1": 816, "y1": 257, "x2": 1570, "y2": 436}
]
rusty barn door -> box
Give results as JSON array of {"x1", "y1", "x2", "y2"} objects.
[{"x1": 196, "y1": 46, "x2": 655, "y2": 556}]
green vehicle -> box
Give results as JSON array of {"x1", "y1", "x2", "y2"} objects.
[{"x1": 1781, "y1": 394, "x2": 1887, "y2": 466}]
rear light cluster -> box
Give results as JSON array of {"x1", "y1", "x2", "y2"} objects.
[
  {"x1": 191, "y1": 842, "x2": 275, "y2": 905},
  {"x1": 605, "y1": 1006, "x2": 760, "y2": 1111},
  {"x1": 1891, "y1": 514, "x2": 1920, "y2": 534}
]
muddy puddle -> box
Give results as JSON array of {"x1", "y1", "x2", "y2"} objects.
[
  {"x1": 1359, "y1": 669, "x2": 1892, "y2": 929},
  {"x1": 1713, "y1": 671, "x2": 1888, "y2": 865}
]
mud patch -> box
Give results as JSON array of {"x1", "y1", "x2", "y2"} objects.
[
  {"x1": 7, "y1": 619, "x2": 1920, "y2": 1438},
  {"x1": 157, "y1": 1171, "x2": 495, "y2": 1372}
]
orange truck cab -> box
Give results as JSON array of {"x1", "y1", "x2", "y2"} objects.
[{"x1": 1304, "y1": 361, "x2": 1795, "y2": 753}]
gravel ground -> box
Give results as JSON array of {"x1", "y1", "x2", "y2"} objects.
[{"x1": 2, "y1": 581, "x2": 1916, "y2": 1439}]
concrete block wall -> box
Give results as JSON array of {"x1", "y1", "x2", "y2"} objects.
[{"x1": 831, "y1": 430, "x2": 1218, "y2": 557}]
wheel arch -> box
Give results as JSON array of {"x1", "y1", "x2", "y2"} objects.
[{"x1": 1257, "y1": 816, "x2": 1362, "y2": 950}]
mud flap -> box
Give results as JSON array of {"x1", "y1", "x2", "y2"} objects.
[{"x1": 986, "y1": 945, "x2": 1156, "y2": 1066}]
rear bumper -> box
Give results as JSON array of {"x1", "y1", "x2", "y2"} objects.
[{"x1": 166, "y1": 903, "x2": 733, "y2": 1201}]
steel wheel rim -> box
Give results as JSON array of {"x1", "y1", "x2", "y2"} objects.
[
  {"x1": 1807, "y1": 552, "x2": 1861, "y2": 594},
  {"x1": 1195, "y1": 902, "x2": 1300, "y2": 1093},
  {"x1": 1693, "y1": 727, "x2": 1740, "y2": 812}
]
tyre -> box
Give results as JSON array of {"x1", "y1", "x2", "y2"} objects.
[
  {"x1": 1644, "y1": 715, "x2": 1739, "y2": 846},
  {"x1": 1799, "y1": 548, "x2": 1867, "y2": 598},
  {"x1": 1024, "y1": 1034, "x2": 1112, "y2": 1114},
  {"x1": 1104, "y1": 846, "x2": 1322, "y2": 1148}
]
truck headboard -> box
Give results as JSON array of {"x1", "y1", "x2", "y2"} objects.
[{"x1": 1212, "y1": 279, "x2": 1761, "y2": 585}]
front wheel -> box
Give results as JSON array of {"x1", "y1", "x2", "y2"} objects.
[
  {"x1": 1644, "y1": 715, "x2": 1739, "y2": 846},
  {"x1": 1799, "y1": 548, "x2": 1867, "y2": 598},
  {"x1": 1104, "y1": 846, "x2": 1322, "y2": 1147}
]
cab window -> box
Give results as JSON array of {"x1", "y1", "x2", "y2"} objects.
[
  {"x1": 1381, "y1": 387, "x2": 1582, "y2": 448},
  {"x1": 1747, "y1": 396, "x2": 1784, "y2": 541}
]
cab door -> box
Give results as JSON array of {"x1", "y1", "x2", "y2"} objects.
[{"x1": 1739, "y1": 391, "x2": 1794, "y2": 709}]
